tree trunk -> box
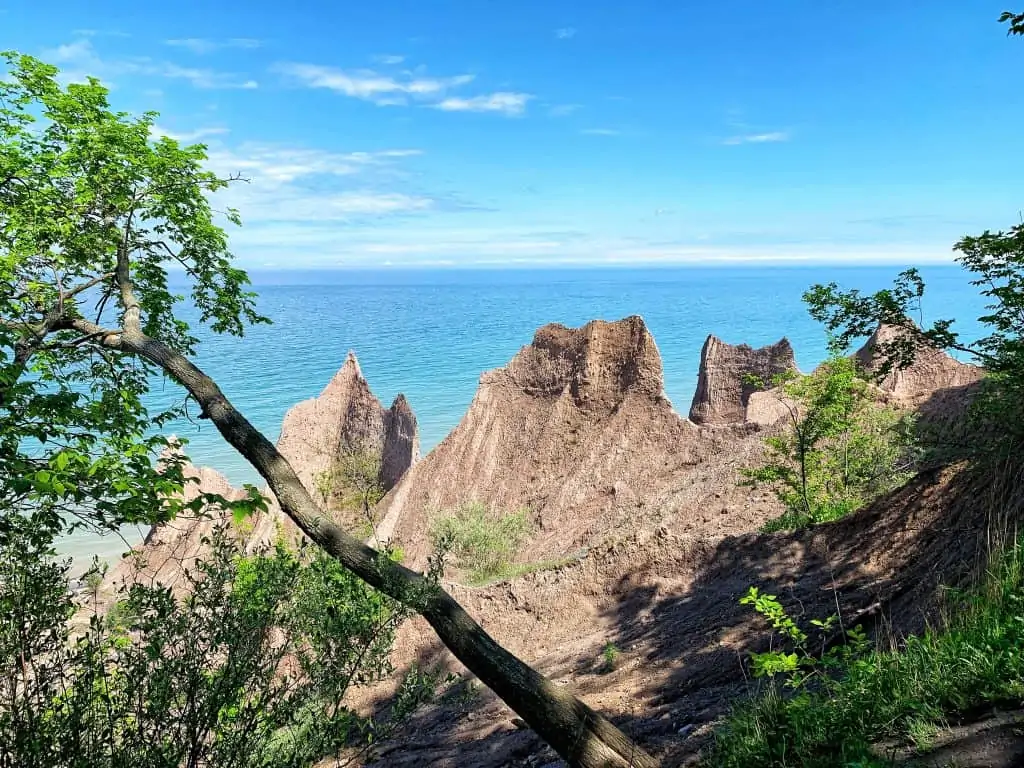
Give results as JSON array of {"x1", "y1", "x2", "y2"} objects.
[{"x1": 116, "y1": 329, "x2": 659, "y2": 768}]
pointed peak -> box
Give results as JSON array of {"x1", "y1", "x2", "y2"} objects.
[
  {"x1": 390, "y1": 392, "x2": 412, "y2": 413},
  {"x1": 337, "y1": 349, "x2": 364, "y2": 378}
]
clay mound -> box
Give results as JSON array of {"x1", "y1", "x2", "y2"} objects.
[
  {"x1": 274, "y1": 350, "x2": 418, "y2": 496},
  {"x1": 855, "y1": 324, "x2": 983, "y2": 404},
  {"x1": 375, "y1": 317, "x2": 779, "y2": 572},
  {"x1": 689, "y1": 335, "x2": 797, "y2": 425}
]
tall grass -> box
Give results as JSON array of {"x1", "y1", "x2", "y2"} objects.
[{"x1": 707, "y1": 535, "x2": 1024, "y2": 767}]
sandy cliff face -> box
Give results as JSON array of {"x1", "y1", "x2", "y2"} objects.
[
  {"x1": 375, "y1": 317, "x2": 785, "y2": 569},
  {"x1": 272, "y1": 351, "x2": 418, "y2": 497},
  {"x1": 88, "y1": 315, "x2": 994, "y2": 767},
  {"x1": 100, "y1": 353, "x2": 419, "y2": 597},
  {"x1": 855, "y1": 324, "x2": 983, "y2": 404},
  {"x1": 248, "y1": 351, "x2": 420, "y2": 545},
  {"x1": 688, "y1": 335, "x2": 797, "y2": 425},
  {"x1": 359, "y1": 322, "x2": 990, "y2": 768},
  {"x1": 382, "y1": 394, "x2": 420, "y2": 491}
]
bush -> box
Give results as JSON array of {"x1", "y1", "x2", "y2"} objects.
[
  {"x1": 745, "y1": 356, "x2": 918, "y2": 531},
  {"x1": 707, "y1": 537, "x2": 1024, "y2": 767},
  {"x1": 429, "y1": 501, "x2": 531, "y2": 585},
  {"x1": 0, "y1": 524, "x2": 440, "y2": 768}
]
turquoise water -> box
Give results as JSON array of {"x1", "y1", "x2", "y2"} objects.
[{"x1": 61, "y1": 264, "x2": 988, "y2": 567}]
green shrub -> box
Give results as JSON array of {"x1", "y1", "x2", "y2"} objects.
[
  {"x1": 1, "y1": 524, "x2": 440, "y2": 768},
  {"x1": 315, "y1": 449, "x2": 385, "y2": 514},
  {"x1": 707, "y1": 537, "x2": 1024, "y2": 767},
  {"x1": 429, "y1": 501, "x2": 531, "y2": 585},
  {"x1": 745, "y1": 356, "x2": 918, "y2": 531}
]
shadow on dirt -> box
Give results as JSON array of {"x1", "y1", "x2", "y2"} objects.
[{"x1": 364, "y1": 386, "x2": 1024, "y2": 767}]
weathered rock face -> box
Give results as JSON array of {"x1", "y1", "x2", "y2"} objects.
[
  {"x1": 101, "y1": 353, "x2": 419, "y2": 598},
  {"x1": 375, "y1": 316, "x2": 780, "y2": 570},
  {"x1": 501, "y1": 316, "x2": 667, "y2": 414},
  {"x1": 688, "y1": 335, "x2": 797, "y2": 425},
  {"x1": 274, "y1": 351, "x2": 405, "y2": 496},
  {"x1": 854, "y1": 324, "x2": 983, "y2": 404},
  {"x1": 382, "y1": 394, "x2": 420, "y2": 491},
  {"x1": 249, "y1": 351, "x2": 419, "y2": 545}
]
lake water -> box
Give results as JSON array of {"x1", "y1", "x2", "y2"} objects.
[{"x1": 58, "y1": 264, "x2": 989, "y2": 570}]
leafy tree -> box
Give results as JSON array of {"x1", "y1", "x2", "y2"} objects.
[
  {"x1": 745, "y1": 357, "x2": 917, "y2": 531},
  {"x1": 1001, "y1": 9, "x2": 1024, "y2": 35},
  {"x1": 0, "y1": 53, "x2": 654, "y2": 767},
  {"x1": 803, "y1": 234, "x2": 1024, "y2": 460},
  {"x1": 1, "y1": 522, "x2": 439, "y2": 768}
]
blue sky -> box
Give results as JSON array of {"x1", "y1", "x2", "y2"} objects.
[{"x1": 3, "y1": 1, "x2": 1024, "y2": 267}]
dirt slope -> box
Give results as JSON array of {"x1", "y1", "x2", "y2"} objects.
[
  {"x1": 355, "y1": 318, "x2": 997, "y2": 767},
  {"x1": 366, "y1": 456, "x2": 1022, "y2": 768}
]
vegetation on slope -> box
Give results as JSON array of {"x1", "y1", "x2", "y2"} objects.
[
  {"x1": 429, "y1": 500, "x2": 531, "y2": 585},
  {"x1": 710, "y1": 13, "x2": 1024, "y2": 764},
  {"x1": 708, "y1": 532, "x2": 1024, "y2": 767},
  {"x1": 744, "y1": 356, "x2": 919, "y2": 532},
  {"x1": 316, "y1": 449, "x2": 387, "y2": 539},
  {"x1": 0, "y1": 522, "x2": 440, "y2": 768}
]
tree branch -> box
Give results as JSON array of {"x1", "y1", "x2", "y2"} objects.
[{"x1": 65, "y1": 272, "x2": 116, "y2": 300}]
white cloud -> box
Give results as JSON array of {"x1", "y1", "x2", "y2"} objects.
[
  {"x1": 72, "y1": 29, "x2": 131, "y2": 38},
  {"x1": 556, "y1": 27, "x2": 577, "y2": 39},
  {"x1": 581, "y1": 128, "x2": 620, "y2": 136},
  {"x1": 43, "y1": 39, "x2": 259, "y2": 89},
  {"x1": 434, "y1": 92, "x2": 532, "y2": 116},
  {"x1": 722, "y1": 131, "x2": 790, "y2": 146},
  {"x1": 165, "y1": 38, "x2": 262, "y2": 54},
  {"x1": 201, "y1": 142, "x2": 435, "y2": 229},
  {"x1": 151, "y1": 125, "x2": 230, "y2": 142},
  {"x1": 373, "y1": 54, "x2": 406, "y2": 65},
  {"x1": 275, "y1": 62, "x2": 474, "y2": 105},
  {"x1": 159, "y1": 62, "x2": 259, "y2": 89},
  {"x1": 207, "y1": 144, "x2": 422, "y2": 185},
  {"x1": 314, "y1": 193, "x2": 433, "y2": 216},
  {"x1": 549, "y1": 103, "x2": 582, "y2": 117}
]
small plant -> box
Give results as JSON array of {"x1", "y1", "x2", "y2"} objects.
[
  {"x1": 601, "y1": 642, "x2": 621, "y2": 673},
  {"x1": 739, "y1": 587, "x2": 868, "y2": 689},
  {"x1": 316, "y1": 449, "x2": 385, "y2": 512},
  {"x1": 429, "y1": 501, "x2": 531, "y2": 585}
]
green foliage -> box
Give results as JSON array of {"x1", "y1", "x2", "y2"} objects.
[
  {"x1": 745, "y1": 357, "x2": 917, "y2": 531},
  {"x1": 708, "y1": 539, "x2": 1024, "y2": 767},
  {"x1": 803, "y1": 215, "x2": 1024, "y2": 458},
  {"x1": 0, "y1": 52, "x2": 266, "y2": 542},
  {"x1": 738, "y1": 587, "x2": 869, "y2": 689},
  {"x1": 601, "y1": 642, "x2": 621, "y2": 673},
  {"x1": 429, "y1": 501, "x2": 531, "y2": 585},
  {"x1": 315, "y1": 450, "x2": 385, "y2": 536},
  {"x1": 1000, "y1": 9, "x2": 1024, "y2": 35},
  {"x1": 1, "y1": 525, "x2": 439, "y2": 768}
]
